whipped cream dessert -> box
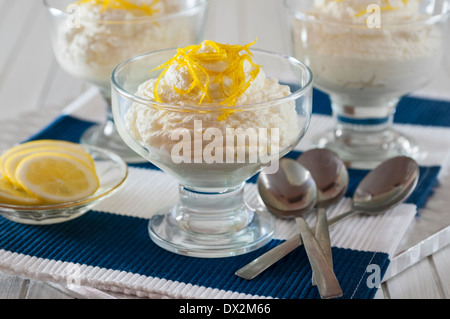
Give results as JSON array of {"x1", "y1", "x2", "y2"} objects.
[
  {"x1": 124, "y1": 40, "x2": 303, "y2": 188},
  {"x1": 54, "y1": 0, "x2": 195, "y2": 90},
  {"x1": 292, "y1": 0, "x2": 444, "y2": 105}
]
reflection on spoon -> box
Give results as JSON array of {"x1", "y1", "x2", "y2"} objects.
[
  {"x1": 258, "y1": 157, "x2": 317, "y2": 218},
  {"x1": 258, "y1": 158, "x2": 343, "y2": 299},
  {"x1": 236, "y1": 156, "x2": 419, "y2": 280}
]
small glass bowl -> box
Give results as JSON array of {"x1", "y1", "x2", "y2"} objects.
[{"x1": 0, "y1": 145, "x2": 128, "y2": 225}]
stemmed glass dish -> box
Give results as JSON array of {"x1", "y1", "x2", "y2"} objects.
[
  {"x1": 446, "y1": 16, "x2": 450, "y2": 77},
  {"x1": 43, "y1": 0, "x2": 209, "y2": 162},
  {"x1": 111, "y1": 42, "x2": 313, "y2": 257},
  {"x1": 285, "y1": 0, "x2": 449, "y2": 168}
]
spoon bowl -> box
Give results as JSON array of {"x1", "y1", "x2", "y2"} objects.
[
  {"x1": 297, "y1": 149, "x2": 349, "y2": 208},
  {"x1": 353, "y1": 156, "x2": 419, "y2": 213},
  {"x1": 257, "y1": 158, "x2": 317, "y2": 218}
]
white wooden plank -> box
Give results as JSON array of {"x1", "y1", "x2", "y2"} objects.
[
  {"x1": 0, "y1": 0, "x2": 12, "y2": 28},
  {"x1": 202, "y1": 0, "x2": 219, "y2": 40},
  {"x1": 0, "y1": 106, "x2": 63, "y2": 149},
  {"x1": 203, "y1": 0, "x2": 241, "y2": 44},
  {"x1": 0, "y1": 2, "x2": 56, "y2": 119},
  {"x1": 40, "y1": 62, "x2": 88, "y2": 113},
  {"x1": 206, "y1": 0, "x2": 288, "y2": 53},
  {"x1": 0, "y1": 0, "x2": 38, "y2": 80},
  {"x1": 431, "y1": 245, "x2": 450, "y2": 298},
  {"x1": 25, "y1": 280, "x2": 74, "y2": 299},
  {"x1": 0, "y1": 273, "x2": 27, "y2": 299},
  {"x1": 242, "y1": 0, "x2": 289, "y2": 53},
  {"x1": 385, "y1": 257, "x2": 443, "y2": 299}
]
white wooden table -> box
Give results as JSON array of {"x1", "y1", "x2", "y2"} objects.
[{"x1": 0, "y1": 0, "x2": 449, "y2": 299}]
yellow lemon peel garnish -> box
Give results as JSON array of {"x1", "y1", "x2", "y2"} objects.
[
  {"x1": 73, "y1": 0, "x2": 160, "y2": 16},
  {"x1": 151, "y1": 40, "x2": 261, "y2": 121},
  {"x1": 331, "y1": 0, "x2": 409, "y2": 17}
]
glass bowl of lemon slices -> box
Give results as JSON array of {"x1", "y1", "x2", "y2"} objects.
[{"x1": 0, "y1": 140, "x2": 128, "y2": 225}]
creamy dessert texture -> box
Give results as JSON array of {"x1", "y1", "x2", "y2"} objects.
[
  {"x1": 292, "y1": 0, "x2": 443, "y2": 102},
  {"x1": 55, "y1": 0, "x2": 195, "y2": 89},
  {"x1": 125, "y1": 40, "x2": 300, "y2": 164}
]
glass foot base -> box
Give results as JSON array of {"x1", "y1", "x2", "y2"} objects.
[
  {"x1": 311, "y1": 128, "x2": 423, "y2": 169},
  {"x1": 148, "y1": 206, "x2": 275, "y2": 258},
  {"x1": 81, "y1": 122, "x2": 145, "y2": 163}
]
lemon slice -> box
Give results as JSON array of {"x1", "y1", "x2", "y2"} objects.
[
  {"x1": 3, "y1": 146, "x2": 95, "y2": 187},
  {"x1": 0, "y1": 178, "x2": 42, "y2": 206},
  {"x1": 15, "y1": 152, "x2": 100, "y2": 204},
  {"x1": 0, "y1": 140, "x2": 86, "y2": 179}
]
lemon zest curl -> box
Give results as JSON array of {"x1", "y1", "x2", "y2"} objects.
[
  {"x1": 151, "y1": 40, "x2": 261, "y2": 121},
  {"x1": 73, "y1": 0, "x2": 160, "y2": 16}
]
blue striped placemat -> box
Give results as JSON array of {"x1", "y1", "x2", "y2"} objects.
[{"x1": 0, "y1": 89, "x2": 447, "y2": 299}]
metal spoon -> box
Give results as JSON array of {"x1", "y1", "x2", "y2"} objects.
[
  {"x1": 236, "y1": 156, "x2": 419, "y2": 280},
  {"x1": 257, "y1": 158, "x2": 343, "y2": 299},
  {"x1": 297, "y1": 149, "x2": 349, "y2": 285}
]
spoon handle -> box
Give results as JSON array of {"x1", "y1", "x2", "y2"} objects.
[
  {"x1": 235, "y1": 235, "x2": 302, "y2": 280},
  {"x1": 235, "y1": 208, "x2": 358, "y2": 280},
  {"x1": 295, "y1": 217, "x2": 342, "y2": 299},
  {"x1": 312, "y1": 207, "x2": 332, "y2": 286}
]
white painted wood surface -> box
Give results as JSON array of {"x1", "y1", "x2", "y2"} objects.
[{"x1": 0, "y1": 0, "x2": 449, "y2": 299}]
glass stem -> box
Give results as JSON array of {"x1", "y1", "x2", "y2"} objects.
[
  {"x1": 174, "y1": 183, "x2": 252, "y2": 235},
  {"x1": 99, "y1": 88, "x2": 114, "y2": 122},
  {"x1": 331, "y1": 98, "x2": 399, "y2": 148},
  {"x1": 99, "y1": 89, "x2": 117, "y2": 137}
]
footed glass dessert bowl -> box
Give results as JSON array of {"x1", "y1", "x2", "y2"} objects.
[
  {"x1": 111, "y1": 40, "x2": 313, "y2": 257},
  {"x1": 43, "y1": 0, "x2": 208, "y2": 163},
  {"x1": 285, "y1": 0, "x2": 449, "y2": 168}
]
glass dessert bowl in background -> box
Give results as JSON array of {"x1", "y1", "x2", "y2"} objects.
[
  {"x1": 285, "y1": 0, "x2": 449, "y2": 168},
  {"x1": 445, "y1": 15, "x2": 450, "y2": 77},
  {"x1": 111, "y1": 40, "x2": 313, "y2": 257},
  {"x1": 43, "y1": 0, "x2": 209, "y2": 162}
]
